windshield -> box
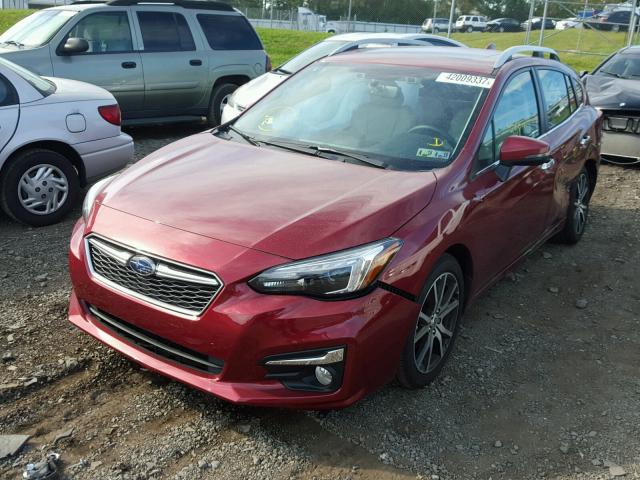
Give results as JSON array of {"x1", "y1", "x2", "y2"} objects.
[
  {"x1": 0, "y1": 58, "x2": 55, "y2": 96},
  {"x1": 596, "y1": 53, "x2": 640, "y2": 79},
  {"x1": 0, "y1": 10, "x2": 78, "y2": 48},
  {"x1": 278, "y1": 40, "x2": 350, "y2": 74},
  {"x1": 233, "y1": 62, "x2": 489, "y2": 171}
]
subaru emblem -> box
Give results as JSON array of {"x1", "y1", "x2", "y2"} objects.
[{"x1": 128, "y1": 255, "x2": 156, "y2": 276}]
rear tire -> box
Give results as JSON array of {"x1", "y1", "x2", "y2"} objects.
[
  {"x1": 397, "y1": 254, "x2": 465, "y2": 388},
  {"x1": 553, "y1": 168, "x2": 591, "y2": 244},
  {"x1": 499, "y1": 26, "x2": 505, "y2": 32},
  {"x1": 466, "y1": 26, "x2": 473, "y2": 32},
  {"x1": 0, "y1": 148, "x2": 79, "y2": 227},
  {"x1": 433, "y1": 27, "x2": 439, "y2": 33},
  {"x1": 611, "y1": 24, "x2": 620, "y2": 32},
  {"x1": 207, "y1": 83, "x2": 239, "y2": 127}
]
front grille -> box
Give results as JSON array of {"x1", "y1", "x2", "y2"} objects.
[
  {"x1": 88, "y1": 305, "x2": 223, "y2": 374},
  {"x1": 86, "y1": 236, "x2": 222, "y2": 317},
  {"x1": 602, "y1": 110, "x2": 640, "y2": 134}
]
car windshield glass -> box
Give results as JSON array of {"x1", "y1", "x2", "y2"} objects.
[
  {"x1": 278, "y1": 40, "x2": 350, "y2": 73},
  {"x1": 233, "y1": 62, "x2": 489, "y2": 171},
  {"x1": 0, "y1": 57, "x2": 55, "y2": 95},
  {"x1": 0, "y1": 9, "x2": 78, "y2": 48},
  {"x1": 597, "y1": 53, "x2": 640, "y2": 79}
]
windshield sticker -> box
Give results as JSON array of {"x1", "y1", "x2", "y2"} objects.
[
  {"x1": 258, "y1": 115, "x2": 274, "y2": 132},
  {"x1": 428, "y1": 137, "x2": 446, "y2": 148},
  {"x1": 436, "y1": 72, "x2": 495, "y2": 89},
  {"x1": 416, "y1": 148, "x2": 451, "y2": 160}
]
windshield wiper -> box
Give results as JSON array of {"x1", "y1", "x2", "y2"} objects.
[
  {"x1": 309, "y1": 146, "x2": 388, "y2": 169},
  {"x1": 273, "y1": 67, "x2": 292, "y2": 75},
  {"x1": 2, "y1": 40, "x2": 24, "y2": 47},
  {"x1": 217, "y1": 124, "x2": 260, "y2": 146},
  {"x1": 599, "y1": 69, "x2": 624, "y2": 78}
]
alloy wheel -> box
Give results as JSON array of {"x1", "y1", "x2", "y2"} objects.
[
  {"x1": 573, "y1": 172, "x2": 589, "y2": 234},
  {"x1": 413, "y1": 272, "x2": 460, "y2": 374},
  {"x1": 18, "y1": 164, "x2": 69, "y2": 215}
]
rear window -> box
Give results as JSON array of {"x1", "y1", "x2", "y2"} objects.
[
  {"x1": 197, "y1": 14, "x2": 262, "y2": 50},
  {"x1": 137, "y1": 12, "x2": 195, "y2": 52},
  {"x1": 538, "y1": 69, "x2": 572, "y2": 128}
]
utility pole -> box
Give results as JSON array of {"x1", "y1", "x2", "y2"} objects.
[
  {"x1": 433, "y1": 0, "x2": 438, "y2": 33},
  {"x1": 525, "y1": 0, "x2": 535, "y2": 44},
  {"x1": 347, "y1": 0, "x2": 353, "y2": 32},
  {"x1": 447, "y1": 0, "x2": 456, "y2": 37}
]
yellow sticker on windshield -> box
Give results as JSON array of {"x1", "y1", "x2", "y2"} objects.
[
  {"x1": 429, "y1": 137, "x2": 445, "y2": 147},
  {"x1": 436, "y1": 72, "x2": 494, "y2": 89}
]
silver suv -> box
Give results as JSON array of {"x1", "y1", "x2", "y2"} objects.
[{"x1": 0, "y1": 0, "x2": 268, "y2": 125}]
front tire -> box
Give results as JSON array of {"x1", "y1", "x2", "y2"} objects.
[
  {"x1": 0, "y1": 148, "x2": 79, "y2": 226},
  {"x1": 499, "y1": 26, "x2": 505, "y2": 32},
  {"x1": 207, "y1": 83, "x2": 239, "y2": 127},
  {"x1": 397, "y1": 254, "x2": 464, "y2": 388},
  {"x1": 554, "y1": 168, "x2": 591, "y2": 244}
]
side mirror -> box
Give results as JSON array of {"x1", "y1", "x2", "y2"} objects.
[
  {"x1": 60, "y1": 37, "x2": 89, "y2": 55},
  {"x1": 499, "y1": 136, "x2": 550, "y2": 167},
  {"x1": 579, "y1": 70, "x2": 589, "y2": 78}
]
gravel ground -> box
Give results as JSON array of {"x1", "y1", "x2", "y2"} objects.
[{"x1": 1, "y1": 124, "x2": 639, "y2": 480}]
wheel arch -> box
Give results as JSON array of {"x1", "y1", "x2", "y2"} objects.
[
  {"x1": 0, "y1": 140, "x2": 85, "y2": 186},
  {"x1": 211, "y1": 75, "x2": 251, "y2": 94},
  {"x1": 444, "y1": 243, "x2": 474, "y2": 307},
  {"x1": 584, "y1": 157, "x2": 598, "y2": 200}
]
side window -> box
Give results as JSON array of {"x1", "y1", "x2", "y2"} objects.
[
  {"x1": 197, "y1": 14, "x2": 262, "y2": 50},
  {"x1": 472, "y1": 17, "x2": 478, "y2": 22},
  {"x1": 64, "y1": 12, "x2": 132, "y2": 53},
  {"x1": 476, "y1": 70, "x2": 540, "y2": 171},
  {"x1": 537, "y1": 69, "x2": 571, "y2": 128},
  {"x1": 137, "y1": 12, "x2": 195, "y2": 52},
  {"x1": 572, "y1": 78, "x2": 584, "y2": 105},
  {"x1": 565, "y1": 75, "x2": 577, "y2": 112},
  {"x1": 0, "y1": 75, "x2": 18, "y2": 107}
]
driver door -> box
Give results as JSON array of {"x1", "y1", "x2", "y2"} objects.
[
  {"x1": 50, "y1": 10, "x2": 144, "y2": 115},
  {"x1": 462, "y1": 69, "x2": 552, "y2": 286}
]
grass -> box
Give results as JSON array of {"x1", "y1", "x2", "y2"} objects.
[{"x1": 0, "y1": 10, "x2": 627, "y2": 71}]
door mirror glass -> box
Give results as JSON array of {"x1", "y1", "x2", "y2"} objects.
[
  {"x1": 499, "y1": 136, "x2": 550, "y2": 166},
  {"x1": 60, "y1": 37, "x2": 89, "y2": 55}
]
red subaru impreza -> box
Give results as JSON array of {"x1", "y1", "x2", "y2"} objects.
[{"x1": 69, "y1": 46, "x2": 601, "y2": 409}]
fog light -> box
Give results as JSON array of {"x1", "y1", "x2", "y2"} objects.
[{"x1": 315, "y1": 366, "x2": 333, "y2": 386}]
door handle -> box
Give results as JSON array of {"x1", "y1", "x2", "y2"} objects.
[
  {"x1": 580, "y1": 135, "x2": 591, "y2": 147},
  {"x1": 121, "y1": 61, "x2": 137, "y2": 69},
  {"x1": 189, "y1": 59, "x2": 202, "y2": 66},
  {"x1": 540, "y1": 158, "x2": 555, "y2": 171}
]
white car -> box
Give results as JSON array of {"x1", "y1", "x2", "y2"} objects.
[
  {"x1": 221, "y1": 33, "x2": 466, "y2": 124},
  {"x1": 455, "y1": 15, "x2": 488, "y2": 32},
  {"x1": 0, "y1": 58, "x2": 133, "y2": 226},
  {"x1": 555, "y1": 17, "x2": 583, "y2": 29}
]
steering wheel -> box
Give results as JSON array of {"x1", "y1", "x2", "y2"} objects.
[{"x1": 407, "y1": 125, "x2": 455, "y2": 150}]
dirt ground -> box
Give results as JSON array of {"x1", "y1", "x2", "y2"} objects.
[{"x1": 0, "y1": 125, "x2": 639, "y2": 480}]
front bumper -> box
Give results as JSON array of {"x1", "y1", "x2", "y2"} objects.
[
  {"x1": 601, "y1": 131, "x2": 640, "y2": 165},
  {"x1": 75, "y1": 133, "x2": 134, "y2": 182},
  {"x1": 68, "y1": 212, "x2": 419, "y2": 409}
]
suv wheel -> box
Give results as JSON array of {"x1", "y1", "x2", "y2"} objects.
[
  {"x1": 207, "y1": 83, "x2": 239, "y2": 127},
  {"x1": 466, "y1": 25, "x2": 473, "y2": 32},
  {"x1": 433, "y1": 27, "x2": 440, "y2": 33},
  {"x1": 397, "y1": 254, "x2": 464, "y2": 388},
  {"x1": 0, "y1": 148, "x2": 79, "y2": 226},
  {"x1": 499, "y1": 25, "x2": 505, "y2": 32}
]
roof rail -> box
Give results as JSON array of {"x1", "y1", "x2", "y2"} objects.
[
  {"x1": 106, "y1": 0, "x2": 234, "y2": 11},
  {"x1": 494, "y1": 46, "x2": 560, "y2": 69}
]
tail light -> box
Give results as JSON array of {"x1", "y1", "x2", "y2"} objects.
[
  {"x1": 266, "y1": 54, "x2": 272, "y2": 72},
  {"x1": 98, "y1": 104, "x2": 121, "y2": 126}
]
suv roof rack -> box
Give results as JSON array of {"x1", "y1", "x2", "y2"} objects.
[
  {"x1": 494, "y1": 46, "x2": 560, "y2": 69},
  {"x1": 106, "y1": 0, "x2": 234, "y2": 11}
]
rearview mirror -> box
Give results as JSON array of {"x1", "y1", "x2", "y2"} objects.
[
  {"x1": 60, "y1": 37, "x2": 89, "y2": 55},
  {"x1": 499, "y1": 136, "x2": 550, "y2": 167}
]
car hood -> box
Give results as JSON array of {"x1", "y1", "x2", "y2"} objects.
[
  {"x1": 233, "y1": 72, "x2": 287, "y2": 110},
  {"x1": 584, "y1": 74, "x2": 640, "y2": 110},
  {"x1": 99, "y1": 133, "x2": 437, "y2": 260}
]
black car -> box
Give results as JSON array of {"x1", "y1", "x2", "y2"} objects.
[
  {"x1": 485, "y1": 18, "x2": 521, "y2": 32},
  {"x1": 521, "y1": 17, "x2": 556, "y2": 30},
  {"x1": 583, "y1": 46, "x2": 640, "y2": 165},
  {"x1": 588, "y1": 10, "x2": 638, "y2": 32}
]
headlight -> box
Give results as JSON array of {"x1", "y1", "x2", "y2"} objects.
[
  {"x1": 249, "y1": 238, "x2": 402, "y2": 298},
  {"x1": 226, "y1": 90, "x2": 237, "y2": 109},
  {"x1": 82, "y1": 175, "x2": 117, "y2": 221}
]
